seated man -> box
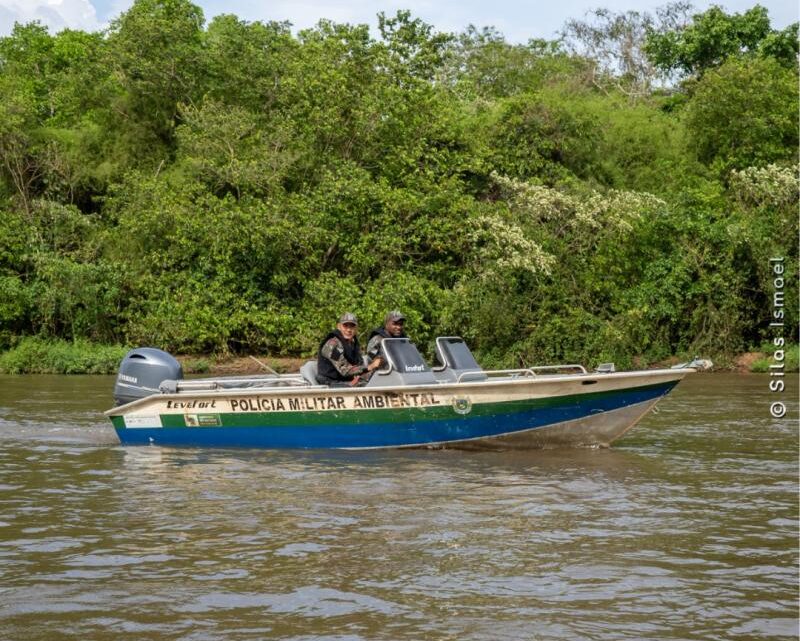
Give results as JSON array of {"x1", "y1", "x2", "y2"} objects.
[
  {"x1": 367, "y1": 310, "x2": 407, "y2": 369},
  {"x1": 317, "y1": 312, "x2": 381, "y2": 387}
]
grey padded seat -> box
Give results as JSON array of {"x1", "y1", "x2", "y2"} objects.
[
  {"x1": 299, "y1": 361, "x2": 319, "y2": 386},
  {"x1": 433, "y1": 337, "x2": 487, "y2": 382}
]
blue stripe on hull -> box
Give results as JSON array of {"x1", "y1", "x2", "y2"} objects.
[{"x1": 114, "y1": 381, "x2": 677, "y2": 449}]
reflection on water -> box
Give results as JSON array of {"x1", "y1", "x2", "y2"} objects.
[{"x1": 0, "y1": 374, "x2": 797, "y2": 640}]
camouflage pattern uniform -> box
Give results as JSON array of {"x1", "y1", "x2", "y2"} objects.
[
  {"x1": 319, "y1": 335, "x2": 365, "y2": 380},
  {"x1": 366, "y1": 333, "x2": 385, "y2": 363}
]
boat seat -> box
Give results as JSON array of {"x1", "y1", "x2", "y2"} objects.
[
  {"x1": 299, "y1": 360, "x2": 318, "y2": 386},
  {"x1": 433, "y1": 336, "x2": 487, "y2": 383}
]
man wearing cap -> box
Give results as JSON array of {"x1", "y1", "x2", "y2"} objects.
[
  {"x1": 316, "y1": 313, "x2": 382, "y2": 386},
  {"x1": 366, "y1": 311, "x2": 408, "y2": 369}
]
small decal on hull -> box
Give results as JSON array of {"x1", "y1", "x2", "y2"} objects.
[
  {"x1": 124, "y1": 415, "x2": 163, "y2": 428},
  {"x1": 185, "y1": 414, "x2": 222, "y2": 427},
  {"x1": 452, "y1": 397, "x2": 473, "y2": 415}
]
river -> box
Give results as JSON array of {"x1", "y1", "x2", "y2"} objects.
[{"x1": 0, "y1": 373, "x2": 797, "y2": 640}]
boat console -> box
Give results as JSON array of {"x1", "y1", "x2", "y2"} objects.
[
  {"x1": 367, "y1": 338, "x2": 438, "y2": 387},
  {"x1": 366, "y1": 337, "x2": 489, "y2": 387}
]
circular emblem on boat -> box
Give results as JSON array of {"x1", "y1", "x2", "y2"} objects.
[{"x1": 452, "y1": 397, "x2": 472, "y2": 415}]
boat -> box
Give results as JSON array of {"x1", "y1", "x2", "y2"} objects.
[{"x1": 106, "y1": 337, "x2": 705, "y2": 450}]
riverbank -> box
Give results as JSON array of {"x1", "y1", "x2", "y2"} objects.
[{"x1": 0, "y1": 337, "x2": 797, "y2": 376}]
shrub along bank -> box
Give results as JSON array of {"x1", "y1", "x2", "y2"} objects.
[{"x1": 0, "y1": 338, "x2": 128, "y2": 374}]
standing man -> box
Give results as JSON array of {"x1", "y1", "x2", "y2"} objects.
[
  {"x1": 367, "y1": 310, "x2": 407, "y2": 369},
  {"x1": 317, "y1": 312, "x2": 381, "y2": 387}
]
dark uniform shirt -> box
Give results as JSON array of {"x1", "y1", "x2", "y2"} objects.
[{"x1": 316, "y1": 330, "x2": 365, "y2": 385}]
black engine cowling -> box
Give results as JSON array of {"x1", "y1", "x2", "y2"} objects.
[{"x1": 113, "y1": 348, "x2": 183, "y2": 406}]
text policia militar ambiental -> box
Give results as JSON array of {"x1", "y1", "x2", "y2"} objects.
[
  {"x1": 768, "y1": 257, "x2": 786, "y2": 419},
  {"x1": 228, "y1": 392, "x2": 443, "y2": 412}
]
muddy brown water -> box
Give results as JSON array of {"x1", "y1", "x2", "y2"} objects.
[{"x1": 0, "y1": 373, "x2": 797, "y2": 640}]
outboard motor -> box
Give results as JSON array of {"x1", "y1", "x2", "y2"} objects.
[{"x1": 113, "y1": 348, "x2": 183, "y2": 406}]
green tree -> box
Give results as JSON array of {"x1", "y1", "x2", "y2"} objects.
[
  {"x1": 646, "y1": 5, "x2": 798, "y2": 77},
  {"x1": 683, "y1": 57, "x2": 798, "y2": 172},
  {"x1": 174, "y1": 99, "x2": 298, "y2": 198},
  {"x1": 204, "y1": 15, "x2": 295, "y2": 111},
  {"x1": 105, "y1": 0, "x2": 207, "y2": 159},
  {"x1": 377, "y1": 10, "x2": 452, "y2": 81},
  {"x1": 0, "y1": 23, "x2": 56, "y2": 211},
  {"x1": 485, "y1": 87, "x2": 603, "y2": 184},
  {"x1": 0, "y1": 24, "x2": 114, "y2": 207}
]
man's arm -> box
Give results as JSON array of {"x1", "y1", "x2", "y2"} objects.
[{"x1": 366, "y1": 335, "x2": 383, "y2": 361}]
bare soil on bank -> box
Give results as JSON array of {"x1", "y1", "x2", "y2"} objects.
[{"x1": 179, "y1": 355, "x2": 308, "y2": 376}]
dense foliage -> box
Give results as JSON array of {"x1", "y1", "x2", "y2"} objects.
[{"x1": 0, "y1": 1, "x2": 797, "y2": 368}]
